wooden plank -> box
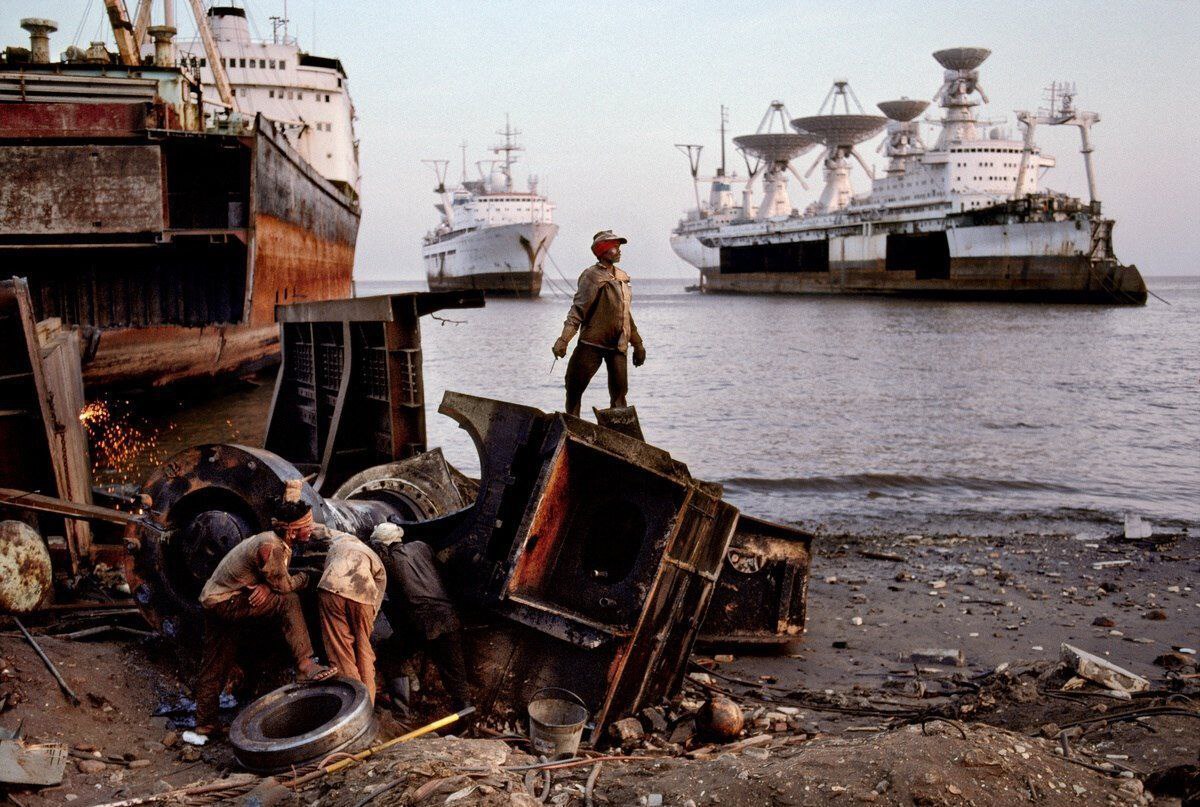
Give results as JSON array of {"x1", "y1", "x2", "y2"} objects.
[{"x1": 38, "y1": 328, "x2": 94, "y2": 560}]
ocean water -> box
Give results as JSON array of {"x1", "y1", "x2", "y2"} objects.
[{"x1": 354, "y1": 275, "x2": 1199, "y2": 537}]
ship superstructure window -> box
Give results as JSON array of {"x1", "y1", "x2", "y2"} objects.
[
  {"x1": 280, "y1": 61, "x2": 286, "y2": 69},
  {"x1": 269, "y1": 59, "x2": 276, "y2": 68}
]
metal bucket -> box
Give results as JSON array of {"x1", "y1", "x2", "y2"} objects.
[{"x1": 527, "y1": 687, "x2": 588, "y2": 759}]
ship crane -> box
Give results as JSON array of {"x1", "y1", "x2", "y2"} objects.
[
  {"x1": 1014, "y1": 82, "x2": 1100, "y2": 204},
  {"x1": 732, "y1": 101, "x2": 819, "y2": 220},
  {"x1": 423, "y1": 159, "x2": 453, "y2": 229},
  {"x1": 792, "y1": 81, "x2": 887, "y2": 214},
  {"x1": 184, "y1": 0, "x2": 237, "y2": 112},
  {"x1": 674, "y1": 143, "x2": 705, "y2": 217}
]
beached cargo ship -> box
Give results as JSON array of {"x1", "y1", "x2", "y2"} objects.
[
  {"x1": 0, "y1": 5, "x2": 360, "y2": 389},
  {"x1": 672, "y1": 48, "x2": 1146, "y2": 304}
]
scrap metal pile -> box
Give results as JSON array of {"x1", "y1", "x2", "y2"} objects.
[{"x1": 0, "y1": 291, "x2": 813, "y2": 744}]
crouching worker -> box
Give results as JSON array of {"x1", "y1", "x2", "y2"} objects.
[
  {"x1": 317, "y1": 527, "x2": 386, "y2": 702},
  {"x1": 369, "y1": 523, "x2": 472, "y2": 711},
  {"x1": 194, "y1": 479, "x2": 337, "y2": 737}
]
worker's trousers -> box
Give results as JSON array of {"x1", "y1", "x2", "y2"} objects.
[
  {"x1": 564, "y1": 343, "x2": 628, "y2": 417},
  {"x1": 194, "y1": 590, "x2": 313, "y2": 731},
  {"x1": 318, "y1": 590, "x2": 377, "y2": 702}
]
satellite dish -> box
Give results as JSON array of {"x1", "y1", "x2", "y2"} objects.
[
  {"x1": 791, "y1": 114, "x2": 887, "y2": 148},
  {"x1": 932, "y1": 47, "x2": 991, "y2": 71},
  {"x1": 732, "y1": 133, "x2": 820, "y2": 165},
  {"x1": 877, "y1": 99, "x2": 930, "y2": 122}
]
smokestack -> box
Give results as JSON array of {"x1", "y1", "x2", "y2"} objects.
[
  {"x1": 147, "y1": 25, "x2": 176, "y2": 67},
  {"x1": 20, "y1": 18, "x2": 58, "y2": 64}
]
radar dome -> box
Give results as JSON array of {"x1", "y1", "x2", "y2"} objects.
[{"x1": 932, "y1": 47, "x2": 991, "y2": 71}]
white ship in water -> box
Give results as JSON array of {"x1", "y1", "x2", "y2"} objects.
[
  {"x1": 423, "y1": 121, "x2": 557, "y2": 298},
  {"x1": 670, "y1": 48, "x2": 1146, "y2": 304}
]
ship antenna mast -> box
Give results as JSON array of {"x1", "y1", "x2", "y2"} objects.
[
  {"x1": 492, "y1": 114, "x2": 523, "y2": 192},
  {"x1": 459, "y1": 141, "x2": 468, "y2": 184},
  {"x1": 719, "y1": 105, "x2": 728, "y2": 176},
  {"x1": 674, "y1": 144, "x2": 705, "y2": 216}
]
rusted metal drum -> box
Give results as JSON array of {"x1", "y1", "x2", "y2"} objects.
[{"x1": 0, "y1": 520, "x2": 52, "y2": 614}]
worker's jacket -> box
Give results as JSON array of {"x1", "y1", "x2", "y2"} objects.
[
  {"x1": 372, "y1": 540, "x2": 461, "y2": 640},
  {"x1": 560, "y1": 263, "x2": 642, "y2": 354},
  {"x1": 318, "y1": 530, "x2": 387, "y2": 613},
  {"x1": 199, "y1": 531, "x2": 307, "y2": 608}
]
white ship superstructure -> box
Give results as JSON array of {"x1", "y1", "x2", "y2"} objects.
[
  {"x1": 423, "y1": 122, "x2": 557, "y2": 297},
  {"x1": 155, "y1": 5, "x2": 360, "y2": 199},
  {"x1": 671, "y1": 48, "x2": 1145, "y2": 304}
]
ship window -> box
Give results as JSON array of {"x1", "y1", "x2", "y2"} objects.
[
  {"x1": 269, "y1": 89, "x2": 275, "y2": 98},
  {"x1": 200, "y1": 58, "x2": 206, "y2": 66},
  {"x1": 270, "y1": 59, "x2": 277, "y2": 69},
  {"x1": 325, "y1": 94, "x2": 331, "y2": 102},
  {"x1": 280, "y1": 60, "x2": 286, "y2": 69},
  {"x1": 297, "y1": 92, "x2": 303, "y2": 100},
  {"x1": 239, "y1": 58, "x2": 246, "y2": 67}
]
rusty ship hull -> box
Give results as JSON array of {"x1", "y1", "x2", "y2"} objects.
[{"x1": 0, "y1": 69, "x2": 358, "y2": 390}]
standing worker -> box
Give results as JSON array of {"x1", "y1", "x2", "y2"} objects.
[
  {"x1": 552, "y1": 230, "x2": 646, "y2": 417},
  {"x1": 194, "y1": 480, "x2": 337, "y2": 737},
  {"x1": 368, "y1": 523, "x2": 472, "y2": 711},
  {"x1": 317, "y1": 527, "x2": 387, "y2": 702}
]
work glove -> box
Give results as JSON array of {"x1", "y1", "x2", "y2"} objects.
[
  {"x1": 552, "y1": 338, "x2": 569, "y2": 359},
  {"x1": 632, "y1": 344, "x2": 646, "y2": 367}
]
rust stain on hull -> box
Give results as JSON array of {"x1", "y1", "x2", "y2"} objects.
[
  {"x1": 82, "y1": 323, "x2": 279, "y2": 388},
  {"x1": 249, "y1": 213, "x2": 355, "y2": 326}
]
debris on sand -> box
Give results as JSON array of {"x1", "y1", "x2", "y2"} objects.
[{"x1": 1060, "y1": 643, "x2": 1149, "y2": 694}]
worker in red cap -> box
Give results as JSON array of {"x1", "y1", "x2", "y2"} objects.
[{"x1": 552, "y1": 230, "x2": 646, "y2": 417}]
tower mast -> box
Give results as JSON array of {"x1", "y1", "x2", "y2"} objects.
[{"x1": 719, "y1": 104, "x2": 728, "y2": 177}]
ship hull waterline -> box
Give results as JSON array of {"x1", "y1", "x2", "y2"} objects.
[
  {"x1": 698, "y1": 214, "x2": 1147, "y2": 305},
  {"x1": 424, "y1": 221, "x2": 557, "y2": 299},
  {"x1": 701, "y1": 256, "x2": 1147, "y2": 305}
]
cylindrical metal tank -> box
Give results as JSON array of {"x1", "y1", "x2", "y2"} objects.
[{"x1": 0, "y1": 520, "x2": 53, "y2": 614}]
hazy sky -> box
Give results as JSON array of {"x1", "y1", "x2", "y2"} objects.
[{"x1": 8, "y1": 1, "x2": 1199, "y2": 278}]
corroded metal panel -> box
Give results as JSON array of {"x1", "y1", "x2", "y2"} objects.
[
  {"x1": 0, "y1": 144, "x2": 163, "y2": 234},
  {"x1": 264, "y1": 293, "x2": 484, "y2": 493},
  {"x1": 0, "y1": 101, "x2": 146, "y2": 139},
  {"x1": 437, "y1": 392, "x2": 739, "y2": 741},
  {"x1": 247, "y1": 213, "x2": 356, "y2": 326},
  {"x1": 700, "y1": 515, "x2": 814, "y2": 645}
]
